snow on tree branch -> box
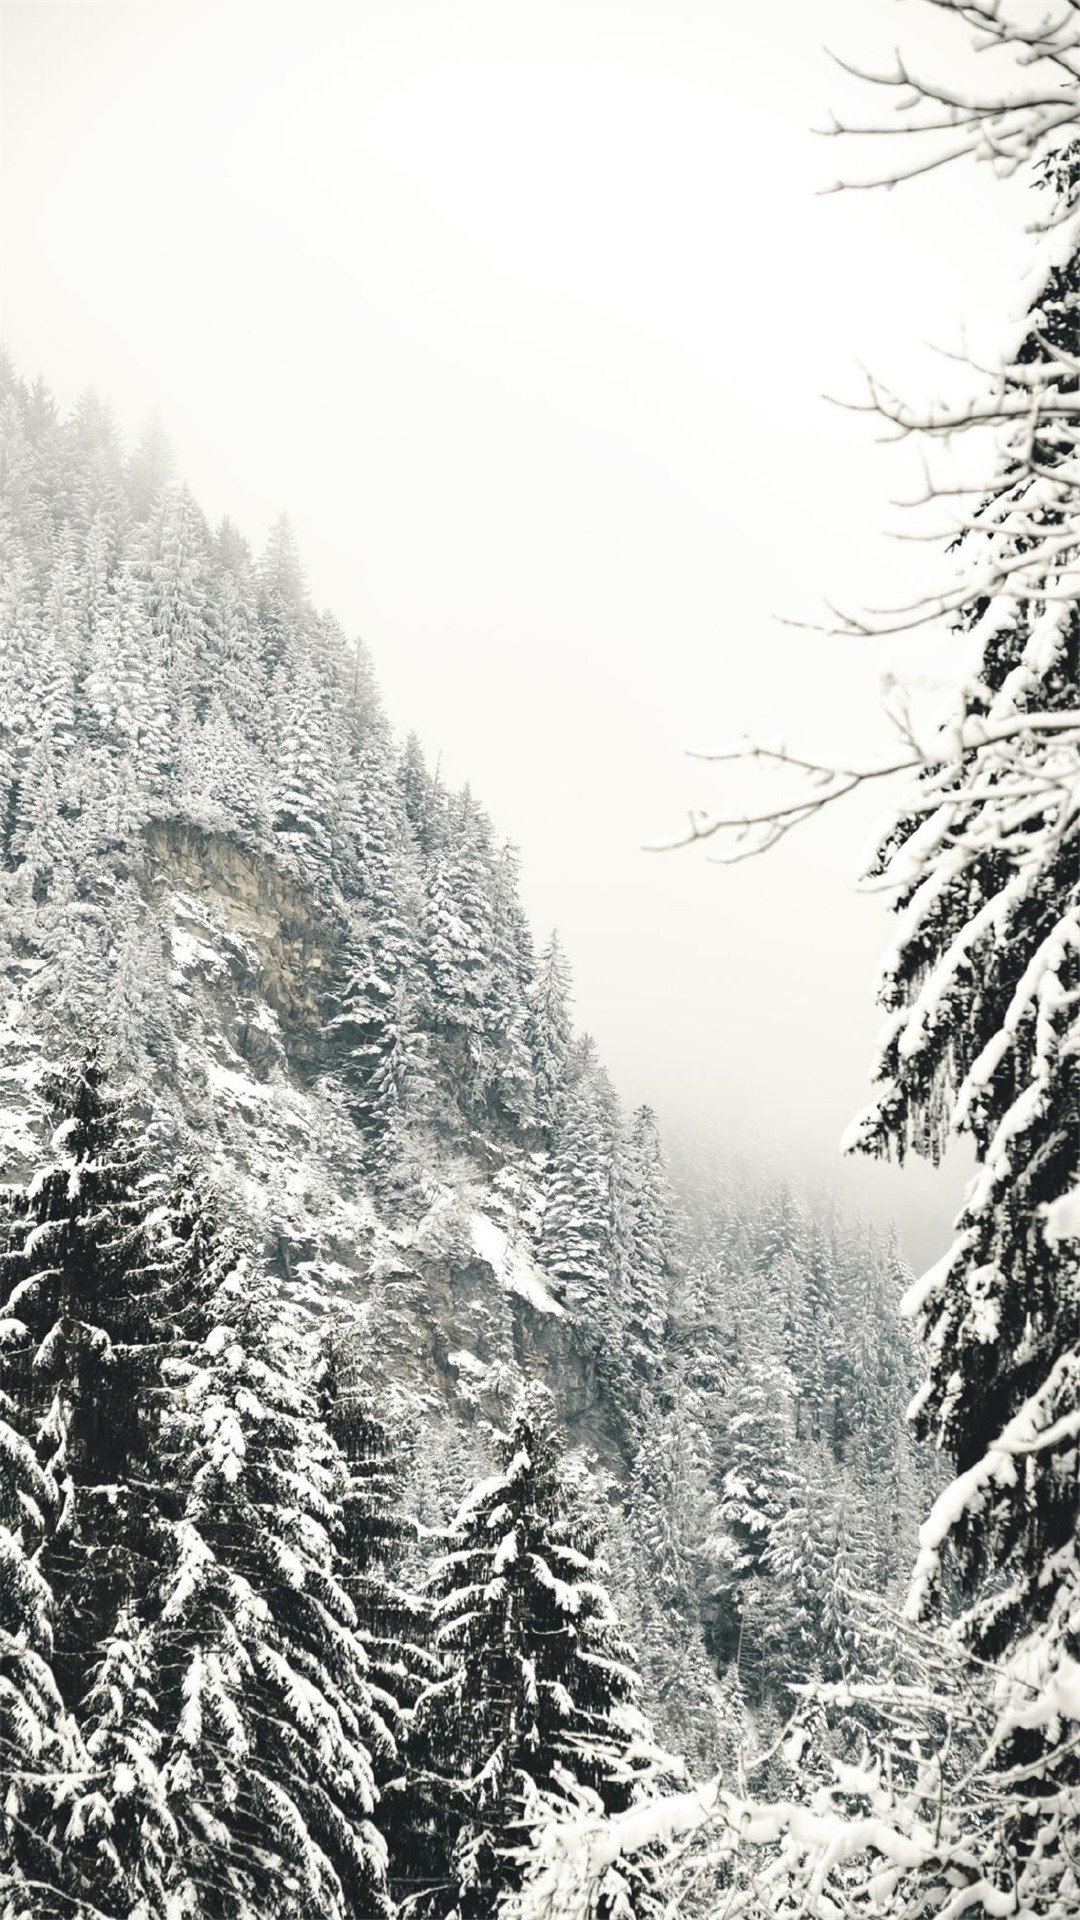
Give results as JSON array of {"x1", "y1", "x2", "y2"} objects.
[
  {"x1": 819, "y1": 0, "x2": 1080, "y2": 219},
  {"x1": 650, "y1": 701, "x2": 1080, "y2": 865}
]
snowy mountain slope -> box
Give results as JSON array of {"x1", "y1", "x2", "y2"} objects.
[{"x1": 0, "y1": 361, "x2": 928, "y2": 1780}]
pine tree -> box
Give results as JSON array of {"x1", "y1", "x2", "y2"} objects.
[
  {"x1": 327, "y1": 933, "x2": 409, "y2": 1169},
  {"x1": 62, "y1": 388, "x2": 126, "y2": 539},
  {"x1": 8, "y1": 601, "x2": 79, "y2": 892},
  {"x1": 271, "y1": 647, "x2": 341, "y2": 882},
  {"x1": 0, "y1": 1060, "x2": 182, "y2": 1915},
  {"x1": 0, "y1": 1246, "x2": 87, "y2": 1920},
  {"x1": 84, "y1": 556, "x2": 172, "y2": 833},
  {"x1": 761, "y1": 1440, "x2": 843, "y2": 1694},
  {"x1": 526, "y1": 932, "x2": 573, "y2": 1131},
  {"x1": 126, "y1": 416, "x2": 175, "y2": 522},
  {"x1": 482, "y1": 843, "x2": 537, "y2": 1133},
  {"x1": 0, "y1": 1070, "x2": 400, "y2": 1920},
  {"x1": 257, "y1": 513, "x2": 308, "y2": 672},
  {"x1": 175, "y1": 692, "x2": 271, "y2": 839},
  {"x1": 153, "y1": 1177, "x2": 394, "y2": 1920},
  {"x1": 409, "y1": 1386, "x2": 652, "y2": 1920},
  {"x1": 623, "y1": 1398, "x2": 726, "y2": 1773},
  {"x1": 713, "y1": 1344, "x2": 797, "y2": 1703},
  {"x1": 398, "y1": 731, "x2": 442, "y2": 860},
  {"x1": 318, "y1": 1329, "x2": 433, "y2": 1755},
  {"x1": 622, "y1": 1106, "x2": 675, "y2": 1371},
  {"x1": 0, "y1": 361, "x2": 64, "y2": 565},
  {"x1": 329, "y1": 718, "x2": 428, "y2": 1162},
  {"x1": 538, "y1": 1041, "x2": 619, "y2": 1317},
  {"x1": 421, "y1": 788, "x2": 498, "y2": 1119},
  {"x1": 99, "y1": 882, "x2": 176, "y2": 1075},
  {"x1": 842, "y1": 147, "x2": 1080, "y2": 1900},
  {"x1": 0, "y1": 535, "x2": 45, "y2": 865}
]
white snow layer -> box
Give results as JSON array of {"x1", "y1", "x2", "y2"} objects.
[
  {"x1": 471, "y1": 1214, "x2": 564, "y2": 1317},
  {"x1": 1043, "y1": 1186, "x2": 1080, "y2": 1244}
]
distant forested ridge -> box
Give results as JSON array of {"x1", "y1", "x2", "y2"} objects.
[{"x1": 0, "y1": 358, "x2": 928, "y2": 1917}]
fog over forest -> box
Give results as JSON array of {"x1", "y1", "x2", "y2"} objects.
[
  {"x1": 1, "y1": 0, "x2": 1042, "y2": 1267},
  {"x1": 1, "y1": 5, "x2": 1076, "y2": 1920}
]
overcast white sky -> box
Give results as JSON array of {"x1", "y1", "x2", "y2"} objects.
[{"x1": 2, "y1": 1, "x2": 1039, "y2": 1267}]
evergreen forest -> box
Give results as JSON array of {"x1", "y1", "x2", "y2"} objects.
[{"x1": 1, "y1": 4, "x2": 1077, "y2": 1916}]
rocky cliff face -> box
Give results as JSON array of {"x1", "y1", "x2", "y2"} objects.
[{"x1": 133, "y1": 823, "x2": 633, "y2": 1501}]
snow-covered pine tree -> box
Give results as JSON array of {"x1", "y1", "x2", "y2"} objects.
[
  {"x1": 409, "y1": 1385, "x2": 653, "y2": 1920},
  {"x1": 99, "y1": 881, "x2": 176, "y2": 1076},
  {"x1": 78, "y1": 493, "x2": 126, "y2": 654},
  {"x1": 0, "y1": 1059, "x2": 182, "y2": 1915},
  {"x1": 0, "y1": 357, "x2": 63, "y2": 567},
  {"x1": 8, "y1": 589, "x2": 79, "y2": 894},
  {"x1": 778, "y1": 1213, "x2": 834, "y2": 1449},
  {"x1": 623, "y1": 1396, "x2": 726, "y2": 1772},
  {"x1": 422, "y1": 787, "x2": 499, "y2": 1122},
  {"x1": 0, "y1": 1159, "x2": 90, "y2": 1920},
  {"x1": 125, "y1": 415, "x2": 174, "y2": 523},
  {"x1": 328, "y1": 929, "x2": 408, "y2": 1170},
  {"x1": 481, "y1": 842, "x2": 537, "y2": 1133},
  {"x1": 622, "y1": 1106, "x2": 675, "y2": 1372},
  {"x1": 712, "y1": 1338, "x2": 797, "y2": 1703},
  {"x1": 329, "y1": 712, "x2": 428, "y2": 1165},
  {"x1": 841, "y1": 144, "x2": 1080, "y2": 1901},
  {"x1": 760, "y1": 1438, "x2": 843, "y2": 1695},
  {"x1": 538, "y1": 1039, "x2": 619, "y2": 1317},
  {"x1": 153, "y1": 1171, "x2": 395, "y2": 1920},
  {"x1": 318, "y1": 1329, "x2": 433, "y2": 1760},
  {"x1": 526, "y1": 932, "x2": 573, "y2": 1132},
  {"x1": 176, "y1": 691, "x2": 270, "y2": 840},
  {"x1": 83, "y1": 553, "x2": 172, "y2": 834},
  {"x1": 270, "y1": 643, "x2": 342, "y2": 883},
  {"x1": 398, "y1": 730, "x2": 442, "y2": 861},
  {"x1": 62, "y1": 389, "x2": 127, "y2": 541},
  {"x1": 0, "y1": 534, "x2": 45, "y2": 866},
  {"x1": 212, "y1": 527, "x2": 273, "y2": 754},
  {"x1": 257, "y1": 512, "x2": 308, "y2": 671},
  {"x1": 0, "y1": 1068, "x2": 400, "y2": 1920}
]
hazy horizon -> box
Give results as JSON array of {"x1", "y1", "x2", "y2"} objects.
[{"x1": 3, "y1": 0, "x2": 1034, "y2": 1271}]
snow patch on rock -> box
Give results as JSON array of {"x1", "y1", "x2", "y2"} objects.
[{"x1": 471, "y1": 1214, "x2": 564, "y2": 1318}]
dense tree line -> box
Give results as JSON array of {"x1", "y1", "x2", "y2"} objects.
[{"x1": 0, "y1": 1064, "x2": 657, "y2": 1919}]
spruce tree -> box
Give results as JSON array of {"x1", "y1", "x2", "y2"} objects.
[
  {"x1": 318, "y1": 1330, "x2": 433, "y2": 1754},
  {"x1": 409, "y1": 1386, "x2": 652, "y2": 1920},
  {"x1": 329, "y1": 719, "x2": 428, "y2": 1163},
  {"x1": 83, "y1": 557, "x2": 171, "y2": 831},
  {"x1": 482, "y1": 842, "x2": 537, "y2": 1133},
  {"x1": 125, "y1": 416, "x2": 175, "y2": 523},
  {"x1": 713, "y1": 1345, "x2": 797, "y2": 1702},
  {"x1": 538, "y1": 1041, "x2": 619, "y2": 1316},
  {"x1": 0, "y1": 537, "x2": 45, "y2": 866},
  {"x1": 0, "y1": 1060, "x2": 182, "y2": 1915},
  {"x1": 0, "y1": 1282, "x2": 87, "y2": 1919},
  {"x1": 398, "y1": 731, "x2": 442, "y2": 860},
  {"x1": 526, "y1": 932, "x2": 573, "y2": 1131},
  {"x1": 421, "y1": 788, "x2": 498, "y2": 1120},
  {"x1": 622, "y1": 1106, "x2": 675, "y2": 1372},
  {"x1": 271, "y1": 647, "x2": 341, "y2": 882},
  {"x1": 153, "y1": 1176, "x2": 395, "y2": 1920},
  {"x1": 844, "y1": 147, "x2": 1079, "y2": 1899}
]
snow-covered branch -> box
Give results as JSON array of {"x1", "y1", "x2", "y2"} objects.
[
  {"x1": 652, "y1": 702, "x2": 1080, "y2": 866},
  {"x1": 510, "y1": 1591, "x2": 1080, "y2": 1920},
  {"x1": 820, "y1": 1, "x2": 1080, "y2": 218}
]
